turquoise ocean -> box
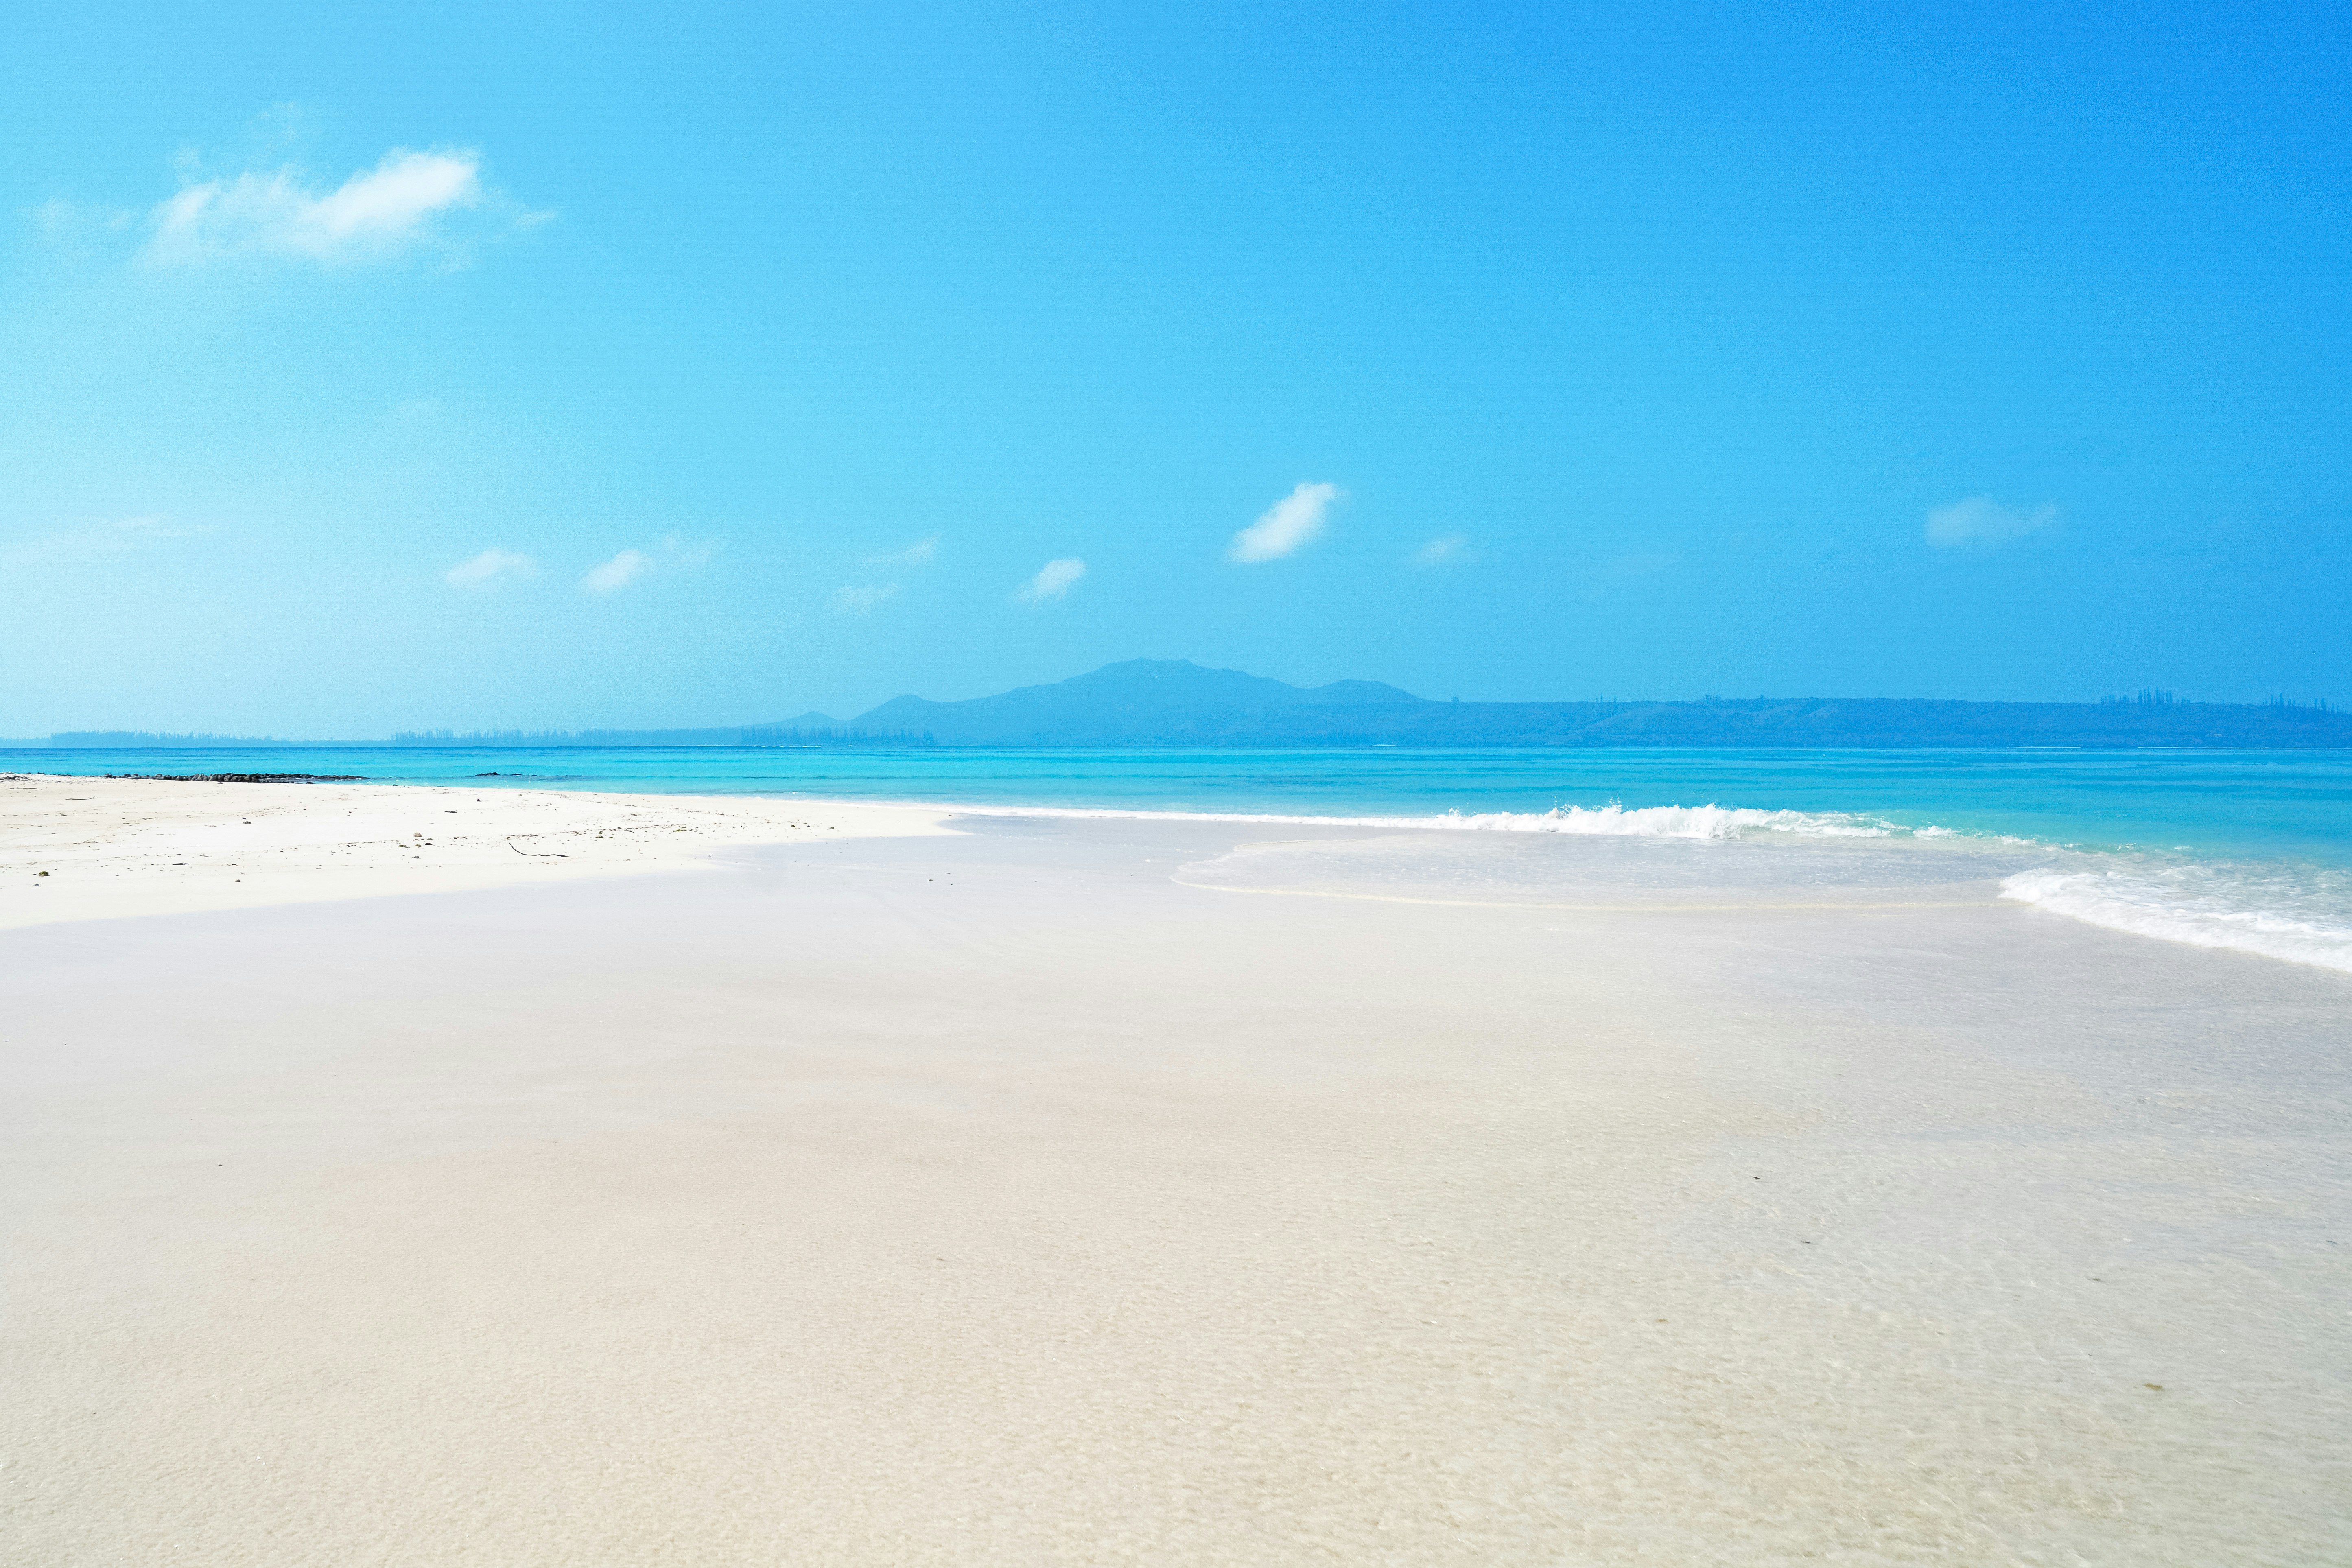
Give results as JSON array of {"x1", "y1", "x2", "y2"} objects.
[{"x1": 9, "y1": 744, "x2": 2349, "y2": 973}]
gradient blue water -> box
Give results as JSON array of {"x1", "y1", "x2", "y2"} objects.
[{"x1": 9, "y1": 744, "x2": 2347, "y2": 865}]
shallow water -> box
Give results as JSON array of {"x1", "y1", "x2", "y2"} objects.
[{"x1": 9, "y1": 744, "x2": 2349, "y2": 973}]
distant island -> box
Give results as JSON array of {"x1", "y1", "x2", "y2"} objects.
[{"x1": 17, "y1": 660, "x2": 2350, "y2": 750}]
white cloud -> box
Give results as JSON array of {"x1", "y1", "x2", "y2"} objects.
[
  {"x1": 1414, "y1": 533, "x2": 1469, "y2": 566},
  {"x1": 873, "y1": 535, "x2": 939, "y2": 566},
  {"x1": 446, "y1": 547, "x2": 537, "y2": 588},
  {"x1": 1016, "y1": 557, "x2": 1087, "y2": 604},
  {"x1": 833, "y1": 583, "x2": 900, "y2": 614},
  {"x1": 146, "y1": 147, "x2": 501, "y2": 266},
  {"x1": 584, "y1": 548, "x2": 651, "y2": 594},
  {"x1": 660, "y1": 532, "x2": 715, "y2": 570},
  {"x1": 1926, "y1": 497, "x2": 2059, "y2": 547},
  {"x1": 247, "y1": 102, "x2": 312, "y2": 153},
  {"x1": 33, "y1": 197, "x2": 132, "y2": 252},
  {"x1": 1229, "y1": 481, "x2": 1342, "y2": 563},
  {"x1": 2, "y1": 513, "x2": 209, "y2": 566}
]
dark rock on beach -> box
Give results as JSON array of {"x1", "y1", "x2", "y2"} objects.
[{"x1": 104, "y1": 773, "x2": 366, "y2": 783}]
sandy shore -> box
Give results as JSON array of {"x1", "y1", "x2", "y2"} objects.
[
  {"x1": 0, "y1": 773, "x2": 952, "y2": 929},
  {"x1": 3, "y1": 782, "x2": 2347, "y2": 1563}
]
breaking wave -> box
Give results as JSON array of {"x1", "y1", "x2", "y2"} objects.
[
  {"x1": 949, "y1": 800, "x2": 1908, "y2": 839},
  {"x1": 949, "y1": 799, "x2": 2352, "y2": 976},
  {"x1": 2000, "y1": 862, "x2": 2352, "y2": 975}
]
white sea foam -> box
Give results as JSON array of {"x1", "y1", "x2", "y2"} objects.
[
  {"x1": 946, "y1": 797, "x2": 2352, "y2": 975},
  {"x1": 2000, "y1": 864, "x2": 2352, "y2": 975},
  {"x1": 1432, "y1": 803, "x2": 1900, "y2": 838},
  {"x1": 949, "y1": 800, "x2": 1902, "y2": 839}
]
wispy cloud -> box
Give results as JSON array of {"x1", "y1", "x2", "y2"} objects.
[
  {"x1": 570, "y1": 535, "x2": 713, "y2": 593},
  {"x1": 1230, "y1": 481, "x2": 1342, "y2": 563},
  {"x1": 136, "y1": 145, "x2": 538, "y2": 267},
  {"x1": 2, "y1": 513, "x2": 210, "y2": 566},
  {"x1": 660, "y1": 532, "x2": 715, "y2": 570},
  {"x1": 1926, "y1": 497, "x2": 2058, "y2": 547},
  {"x1": 33, "y1": 198, "x2": 133, "y2": 255},
  {"x1": 246, "y1": 102, "x2": 312, "y2": 153},
  {"x1": 583, "y1": 548, "x2": 651, "y2": 594},
  {"x1": 446, "y1": 547, "x2": 537, "y2": 588},
  {"x1": 1414, "y1": 533, "x2": 1470, "y2": 567},
  {"x1": 1016, "y1": 557, "x2": 1087, "y2": 604},
  {"x1": 833, "y1": 583, "x2": 900, "y2": 615},
  {"x1": 872, "y1": 535, "x2": 939, "y2": 566}
]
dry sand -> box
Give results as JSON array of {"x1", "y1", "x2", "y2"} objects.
[
  {"x1": 0, "y1": 773, "x2": 952, "y2": 929},
  {"x1": 2, "y1": 780, "x2": 2347, "y2": 1564}
]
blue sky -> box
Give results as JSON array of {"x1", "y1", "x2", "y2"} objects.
[{"x1": 4, "y1": 2, "x2": 2347, "y2": 734}]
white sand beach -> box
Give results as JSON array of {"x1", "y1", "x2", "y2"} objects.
[
  {"x1": 4, "y1": 776, "x2": 2348, "y2": 1564},
  {"x1": 0, "y1": 773, "x2": 953, "y2": 929}
]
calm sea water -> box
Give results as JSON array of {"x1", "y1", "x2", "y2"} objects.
[{"x1": 10, "y1": 744, "x2": 2351, "y2": 971}]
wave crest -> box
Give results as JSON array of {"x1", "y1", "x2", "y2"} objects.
[
  {"x1": 1431, "y1": 803, "x2": 1891, "y2": 838},
  {"x1": 949, "y1": 799, "x2": 2352, "y2": 975},
  {"x1": 949, "y1": 801, "x2": 1895, "y2": 838}
]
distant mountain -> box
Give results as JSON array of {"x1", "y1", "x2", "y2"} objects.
[
  {"x1": 836, "y1": 659, "x2": 1424, "y2": 746},
  {"x1": 29, "y1": 663, "x2": 2345, "y2": 751},
  {"x1": 778, "y1": 660, "x2": 2351, "y2": 749},
  {"x1": 1213, "y1": 693, "x2": 2352, "y2": 748}
]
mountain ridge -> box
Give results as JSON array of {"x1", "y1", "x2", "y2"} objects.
[
  {"x1": 22, "y1": 660, "x2": 2350, "y2": 748},
  {"x1": 839, "y1": 659, "x2": 1425, "y2": 746},
  {"x1": 762, "y1": 658, "x2": 2350, "y2": 749}
]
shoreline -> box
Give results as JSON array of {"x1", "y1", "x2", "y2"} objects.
[{"x1": 10, "y1": 772, "x2": 2352, "y2": 974}]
